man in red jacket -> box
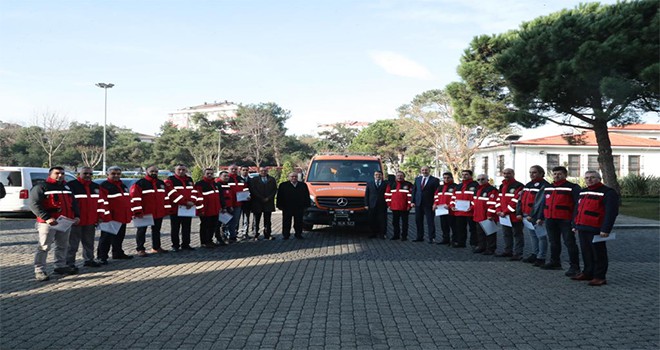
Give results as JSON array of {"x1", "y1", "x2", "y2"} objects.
[
  {"x1": 131, "y1": 165, "x2": 171, "y2": 256},
  {"x1": 66, "y1": 167, "x2": 104, "y2": 270},
  {"x1": 165, "y1": 164, "x2": 197, "y2": 251},
  {"x1": 450, "y1": 170, "x2": 478, "y2": 248},
  {"x1": 195, "y1": 168, "x2": 223, "y2": 248},
  {"x1": 433, "y1": 172, "x2": 458, "y2": 245},
  {"x1": 495, "y1": 168, "x2": 525, "y2": 260},
  {"x1": 226, "y1": 164, "x2": 248, "y2": 242},
  {"x1": 472, "y1": 174, "x2": 499, "y2": 255},
  {"x1": 385, "y1": 171, "x2": 413, "y2": 241},
  {"x1": 29, "y1": 166, "x2": 80, "y2": 281},
  {"x1": 214, "y1": 171, "x2": 233, "y2": 245},
  {"x1": 97, "y1": 166, "x2": 133, "y2": 264}
]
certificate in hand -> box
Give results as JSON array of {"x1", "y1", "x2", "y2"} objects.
[
  {"x1": 479, "y1": 219, "x2": 499, "y2": 236},
  {"x1": 454, "y1": 200, "x2": 470, "y2": 212},
  {"x1": 592, "y1": 232, "x2": 616, "y2": 243},
  {"x1": 99, "y1": 220, "x2": 122, "y2": 234},
  {"x1": 435, "y1": 207, "x2": 449, "y2": 216},
  {"x1": 522, "y1": 219, "x2": 535, "y2": 231},
  {"x1": 177, "y1": 205, "x2": 196, "y2": 217},
  {"x1": 236, "y1": 191, "x2": 250, "y2": 202},
  {"x1": 534, "y1": 224, "x2": 547, "y2": 237},
  {"x1": 218, "y1": 212, "x2": 233, "y2": 224},
  {"x1": 52, "y1": 216, "x2": 75, "y2": 232},
  {"x1": 499, "y1": 215, "x2": 512, "y2": 227},
  {"x1": 132, "y1": 214, "x2": 154, "y2": 228}
]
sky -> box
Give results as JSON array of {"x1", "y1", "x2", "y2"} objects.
[{"x1": 0, "y1": 0, "x2": 625, "y2": 139}]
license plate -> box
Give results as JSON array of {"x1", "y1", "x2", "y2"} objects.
[
  {"x1": 334, "y1": 211, "x2": 350, "y2": 219},
  {"x1": 335, "y1": 221, "x2": 355, "y2": 227}
]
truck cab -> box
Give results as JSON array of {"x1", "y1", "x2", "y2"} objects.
[{"x1": 303, "y1": 154, "x2": 384, "y2": 229}]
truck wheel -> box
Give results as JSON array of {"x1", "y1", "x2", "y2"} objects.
[{"x1": 302, "y1": 223, "x2": 314, "y2": 231}]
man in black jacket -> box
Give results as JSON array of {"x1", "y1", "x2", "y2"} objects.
[
  {"x1": 276, "y1": 172, "x2": 310, "y2": 239},
  {"x1": 249, "y1": 167, "x2": 278, "y2": 240},
  {"x1": 412, "y1": 166, "x2": 440, "y2": 243},
  {"x1": 364, "y1": 170, "x2": 388, "y2": 239}
]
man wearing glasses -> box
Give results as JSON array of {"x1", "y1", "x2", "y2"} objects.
[
  {"x1": 29, "y1": 166, "x2": 80, "y2": 281},
  {"x1": 66, "y1": 167, "x2": 104, "y2": 271}
]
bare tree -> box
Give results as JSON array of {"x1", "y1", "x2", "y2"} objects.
[
  {"x1": 25, "y1": 111, "x2": 70, "y2": 167},
  {"x1": 77, "y1": 146, "x2": 103, "y2": 168},
  {"x1": 234, "y1": 106, "x2": 281, "y2": 167}
]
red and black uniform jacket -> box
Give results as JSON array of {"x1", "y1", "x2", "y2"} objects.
[
  {"x1": 450, "y1": 179, "x2": 478, "y2": 217},
  {"x1": 385, "y1": 180, "x2": 413, "y2": 211},
  {"x1": 516, "y1": 178, "x2": 550, "y2": 217},
  {"x1": 537, "y1": 180, "x2": 581, "y2": 221},
  {"x1": 472, "y1": 183, "x2": 498, "y2": 222},
  {"x1": 99, "y1": 179, "x2": 132, "y2": 224},
  {"x1": 216, "y1": 180, "x2": 234, "y2": 210},
  {"x1": 165, "y1": 175, "x2": 197, "y2": 215},
  {"x1": 434, "y1": 182, "x2": 457, "y2": 215},
  {"x1": 67, "y1": 177, "x2": 104, "y2": 226},
  {"x1": 495, "y1": 178, "x2": 524, "y2": 223},
  {"x1": 574, "y1": 183, "x2": 619, "y2": 233},
  {"x1": 29, "y1": 177, "x2": 79, "y2": 223},
  {"x1": 130, "y1": 176, "x2": 170, "y2": 219},
  {"x1": 228, "y1": 173, "x2": 248, "y2": 208},
  {"x1": 194, "y1": 177, "x2": 223, "y2": 217}
]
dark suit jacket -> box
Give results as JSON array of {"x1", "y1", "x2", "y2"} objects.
[
  {"x1": 364, "y1": 180, "x2": 387, "y2": 210},
  {"x1": 276, "y1": 181, "x2": 310, "y2": 212},
  {"x1": 239, "y1": 175, "x2": 252, "y2": 211},
  {"x1": 412, "y1": 175, "x2": 440, "y2": 207},
  {"x1": 249, "y1": 175, "x2": 277, "y2": 213}
]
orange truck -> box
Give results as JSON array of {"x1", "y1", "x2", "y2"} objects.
[{"x1": 303, "y1": 154, "x2": 386, "y2": 229}]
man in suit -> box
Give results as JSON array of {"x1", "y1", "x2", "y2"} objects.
[
  {"x1": 276, "y1": 172, "x2": 310, "y2": 239},
  {"x1": 249, "y1": 167, "x2": 278, "y2": 240},
  {"x1": 364, "y1": 171, "x2": 388, "y2": 239},
  {"x1": 412, "y1": 166, "x2": 440, "y2": 243}
]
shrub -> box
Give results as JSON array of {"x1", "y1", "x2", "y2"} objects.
[{"x1": 619, "y1": 174, "x2": 660, "y2": 197}]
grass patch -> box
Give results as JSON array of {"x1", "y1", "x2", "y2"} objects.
[{"x1": 620, "y1": 197, "x2": 660, "y2": 220}]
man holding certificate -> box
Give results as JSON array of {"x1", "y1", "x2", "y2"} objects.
[
  {"x1": 29, "y1": 166, "x2": 80, "y2": 281},
  {"x1": 66, "y1": 167, "x2": 104, "y2": 271},
  {"x1": 194, "y1": 168, "x2": 223, "y2": 248},
  {"x1": 516, "y1": 165, "x2": 550, "y2": 266},
  {"x1": 433, "y1": 172, "x2": 458, "y2": 245},
  {"x1": 494, "y1": 168, "x2": 524, "y2": 260},
  {"x1": 165, "y1": 164, "x2": 197, "y2": 252},
  {"x1": 98, "y1": 166, "x2": 134, "y2": 264},
  {"x1": 385, "y1": 171, "x2": 413, "y2": 241},
  {"x1": 449, "y1": 170, "x2": 478, "y2": 248},
  {"x1": 131, "y1": 165, "x2": 170, "y2": 256},
  {"x1": 471, "y1": 174, "x2": 499, "y2": 255}
]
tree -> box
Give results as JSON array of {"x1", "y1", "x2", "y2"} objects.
[
  {"x1": 234, "y1": 103, "x2": 288, "y2": 167},
  {"x1": 150, "y1": 122, "x2": 195, "y2": 169},
  {"x1": 398, "y1": 89, "x2": 505, "y2": 176},
  {"x1": 24, "y1": 111, "x2": 71, "y2": 167},
  {"x1": 349, "y1": 120, "x2": 406, "y2": 170},
  {"x1": 447, "y1": 1, "x2": 659, "y2": 192},
  {"x1": 316, "y1": 125, "x2": 358, "y2": 152}
]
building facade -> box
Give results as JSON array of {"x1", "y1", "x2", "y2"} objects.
[{"x1": 168, "y1": 101, "x2": 239, "y2": 129}]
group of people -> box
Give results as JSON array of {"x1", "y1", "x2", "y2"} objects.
[
  {"x1": 28, "y1": 164, "x2": 310, "y2": 281},
  {"x1": 364, "y1": 165, "x2": 619, "y2": 286}
]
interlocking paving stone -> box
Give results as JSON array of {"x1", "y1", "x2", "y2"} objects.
[{"x1": 0, "y1": 215, "x2": 658, "y2": 349}]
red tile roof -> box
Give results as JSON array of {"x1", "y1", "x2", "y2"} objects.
[
  {"x1": 515, "y1": 131, "x2": 660, "y2": 147},
  {"x1": 609, "y1": 124, "x2": 660, "y2": 131}
]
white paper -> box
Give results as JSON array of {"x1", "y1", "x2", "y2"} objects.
[
  {"x1": 218, "y1": 212, "x2": 233, "y2": 224},
  {"x1": 132, "y1": 214, "x2": 154, "y2": 228},
  {"x1": 592, "y1": 232, "x2": 616, "y2": 243},
  {"x1": 52, "y1": 216, "x2": 75, "y2": 232},
  {"x1": 499, "y1": 215, "x2": 512, "y2": 227},
  {"x1": 534, "y1": 224, "x2": 547, "y2": 237},
  {"x1": 522, "y1": 219, "x2": 535, "y2": 231},
  {"x1": 99, "y1": 220, "x2": 122, "y2": 234},
  {"x1": 454, "y1": 200, "x2": 471, "y2": 212},
  {"x1": 177, "y1": 205, "x2": 196, "y2": 217},
  {"x1": 236, "y1": 191, "x2": 251, "y2": 202},
  {"x1": 479, "y1": 219, "x2": 499, "y2": 236},
  {"x1": 435, "y1": 206, "x2": 449, "y2": 216}
]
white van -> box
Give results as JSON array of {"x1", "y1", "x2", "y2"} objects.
[{"x1": 0, "y1": 167, "x2": 76, "y2": 214}]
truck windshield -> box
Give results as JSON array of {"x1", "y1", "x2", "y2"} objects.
[{"x1": 307, "y1": 160, "x2": 382, "y2": 183}]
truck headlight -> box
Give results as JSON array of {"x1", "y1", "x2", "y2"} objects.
[{"x1": 309, "y1": 195, "x2": 316, "y2": 207}]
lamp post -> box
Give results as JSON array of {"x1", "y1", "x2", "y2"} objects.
[{"x1": 95, "y1": 83, "x2": 114, "y2": 174}]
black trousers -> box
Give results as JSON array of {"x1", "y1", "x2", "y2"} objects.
[
  {"x1": 97, "y1": 223, "x2": 127, "y2": 259},
  {"x1": 546, "y1": 218, "x2": 580, "y2": 267},
  {"x1": 476, "y1": 221, "x2": 497, "y2": 252},
  {"x1": 439, "y1": 214, "x2": 455, "y2": 243},
  {"x1": 253, "y1": 210, "x2": 273, "y2": 238},
  {"x1": 282, "y1": 209, "x2": 304, "y2": 237},
  {"x1": 368, "y1": 206, "x2": 387, "y2": 237},
  {"x1": 414, "y1": 204, "x2": 435, "y2": 241},
  {"x1": 578, "y1": 230, "x2": 608, "y2": 279},
  {"x1": 454, "y1": 216, "x2": 476, "y2": 246},
  {"x1": 136, "y1": 217, "x2": 163, "y2": 251},
  {"x1": 391, "y1": 210, "x2": 409, "y2": 238},
  {"x1": 199, "y1": 215, "x2": 218, "y2": 245},
  {"x1": 170, "y1": 215, "x2": 192, "y2": 249}
]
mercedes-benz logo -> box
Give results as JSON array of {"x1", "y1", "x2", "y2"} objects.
[{"x1": 336, "y1": 197, "x2": 348, "y2": 207}]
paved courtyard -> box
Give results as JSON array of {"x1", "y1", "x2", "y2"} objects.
[{"x1": 1, "y1": 214, "x2": 658, "y2": 349}]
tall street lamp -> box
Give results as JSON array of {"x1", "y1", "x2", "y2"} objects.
[{"x1": 96, "y1": 83, "x2": 114, "y2": 174}]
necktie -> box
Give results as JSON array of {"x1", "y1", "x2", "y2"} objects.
[
  {"x1": 262, "y1": 177, "x2": 267, "y2": 184},
  {"x1": 376, "y1": 180, "x2": 380, "y2": 187},
  {"x1": 422, "y1": 177, "x2": 427, "y2": 189}
]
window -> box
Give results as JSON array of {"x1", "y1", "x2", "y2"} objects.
[
  {"x1": 546, "y1": 154, "x2": 559, "y2": 171},
  {"x1": 568, "y1": 154, "x2": 581, "y2": 177},
  {"x1": 307, "y1": 160, "x2": 382, "y2": 182},
  {"x1": 629, "y1": 155, "x2": 640, "y2": 175},
  {"x1": 587, "y1": 155, "x2": 599, "y2": 171},
  {"x1": 482, "y1": 156, "x2": 488, "y2": 175},
  {"x1": 497, "y1": 155, "x2": 505, "y2": 175},
  {"x1": 613, "y1": 155, "x2": 621, "y2": 177}
]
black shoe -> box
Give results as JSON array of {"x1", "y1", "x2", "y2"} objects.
[
  {"x1": 436, "y1": 240, "x2": 451, "y2": 245},
  {"x1": 540, "y1": 263, "x2": 563, "y2": 270},
  {"x1": 522, "y1": 255, "x2": 537, "y2": 263},
  {"x1": 482, "y1": 250, "x2": 494, "y2": 255},
  {"x1": 565, "y1": 266, "x2": 580, "y2": 277},
  {"x1": 214, "y1": 241, "x2": 227, "y2": 246},
  {"x1": 369, "y1": 234, "x2": 379, "y2": 239},
  {"x1": 295, "y1": 235, "x2": 304, "y2": 239},
  {"x1": 283, "y1": 235, "x2": 290, "y2": 240},
  {"x1": 267, "y1": 236, "x2": 276, "y2": 240},
  {"x1": 182, "y1": 246, "x2": 195, "y2": 251},
  {"x1": 54, "y1": 267, "x2": 77, "y2": 275},
  {"x1": 228, "y1": 237, "x2": 238, "y2": 243},
  {"x1": 401, "y1": 237, "x2": 408, "y2": 241},
  {"x1": 112, "y1": 254, "x2": 133, "y2": 260},
  {"x1": 494, "y1": 252, "x2": 513, "y2": 258},
  {"x1": 473, "y1": 248, "x2": 485, "y2": 254},
  {"x1": 170, "y1": 247, "x2": 181, "y2": 252},
  {"x1": 412, "y1": 238, "x2": 424, "y2": 242},
  {"x1": 452, "y1": 243, "x2": 466, "y2": 248},
  {"x1": 390, "y1": 236, "x2": 400, "y2": 241},
  {"x1": 98, "y1": 259, "x2": 109, "y2": 265},
  {"x1": 509, "y1": 255, "x2": 523, "y2": 261},
  {"x1": 84, "y1": 260, "x2": 102, "y2": 268},
  {"x1": 533, "y1": 259, "x2": 546, "y2": 267}
]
